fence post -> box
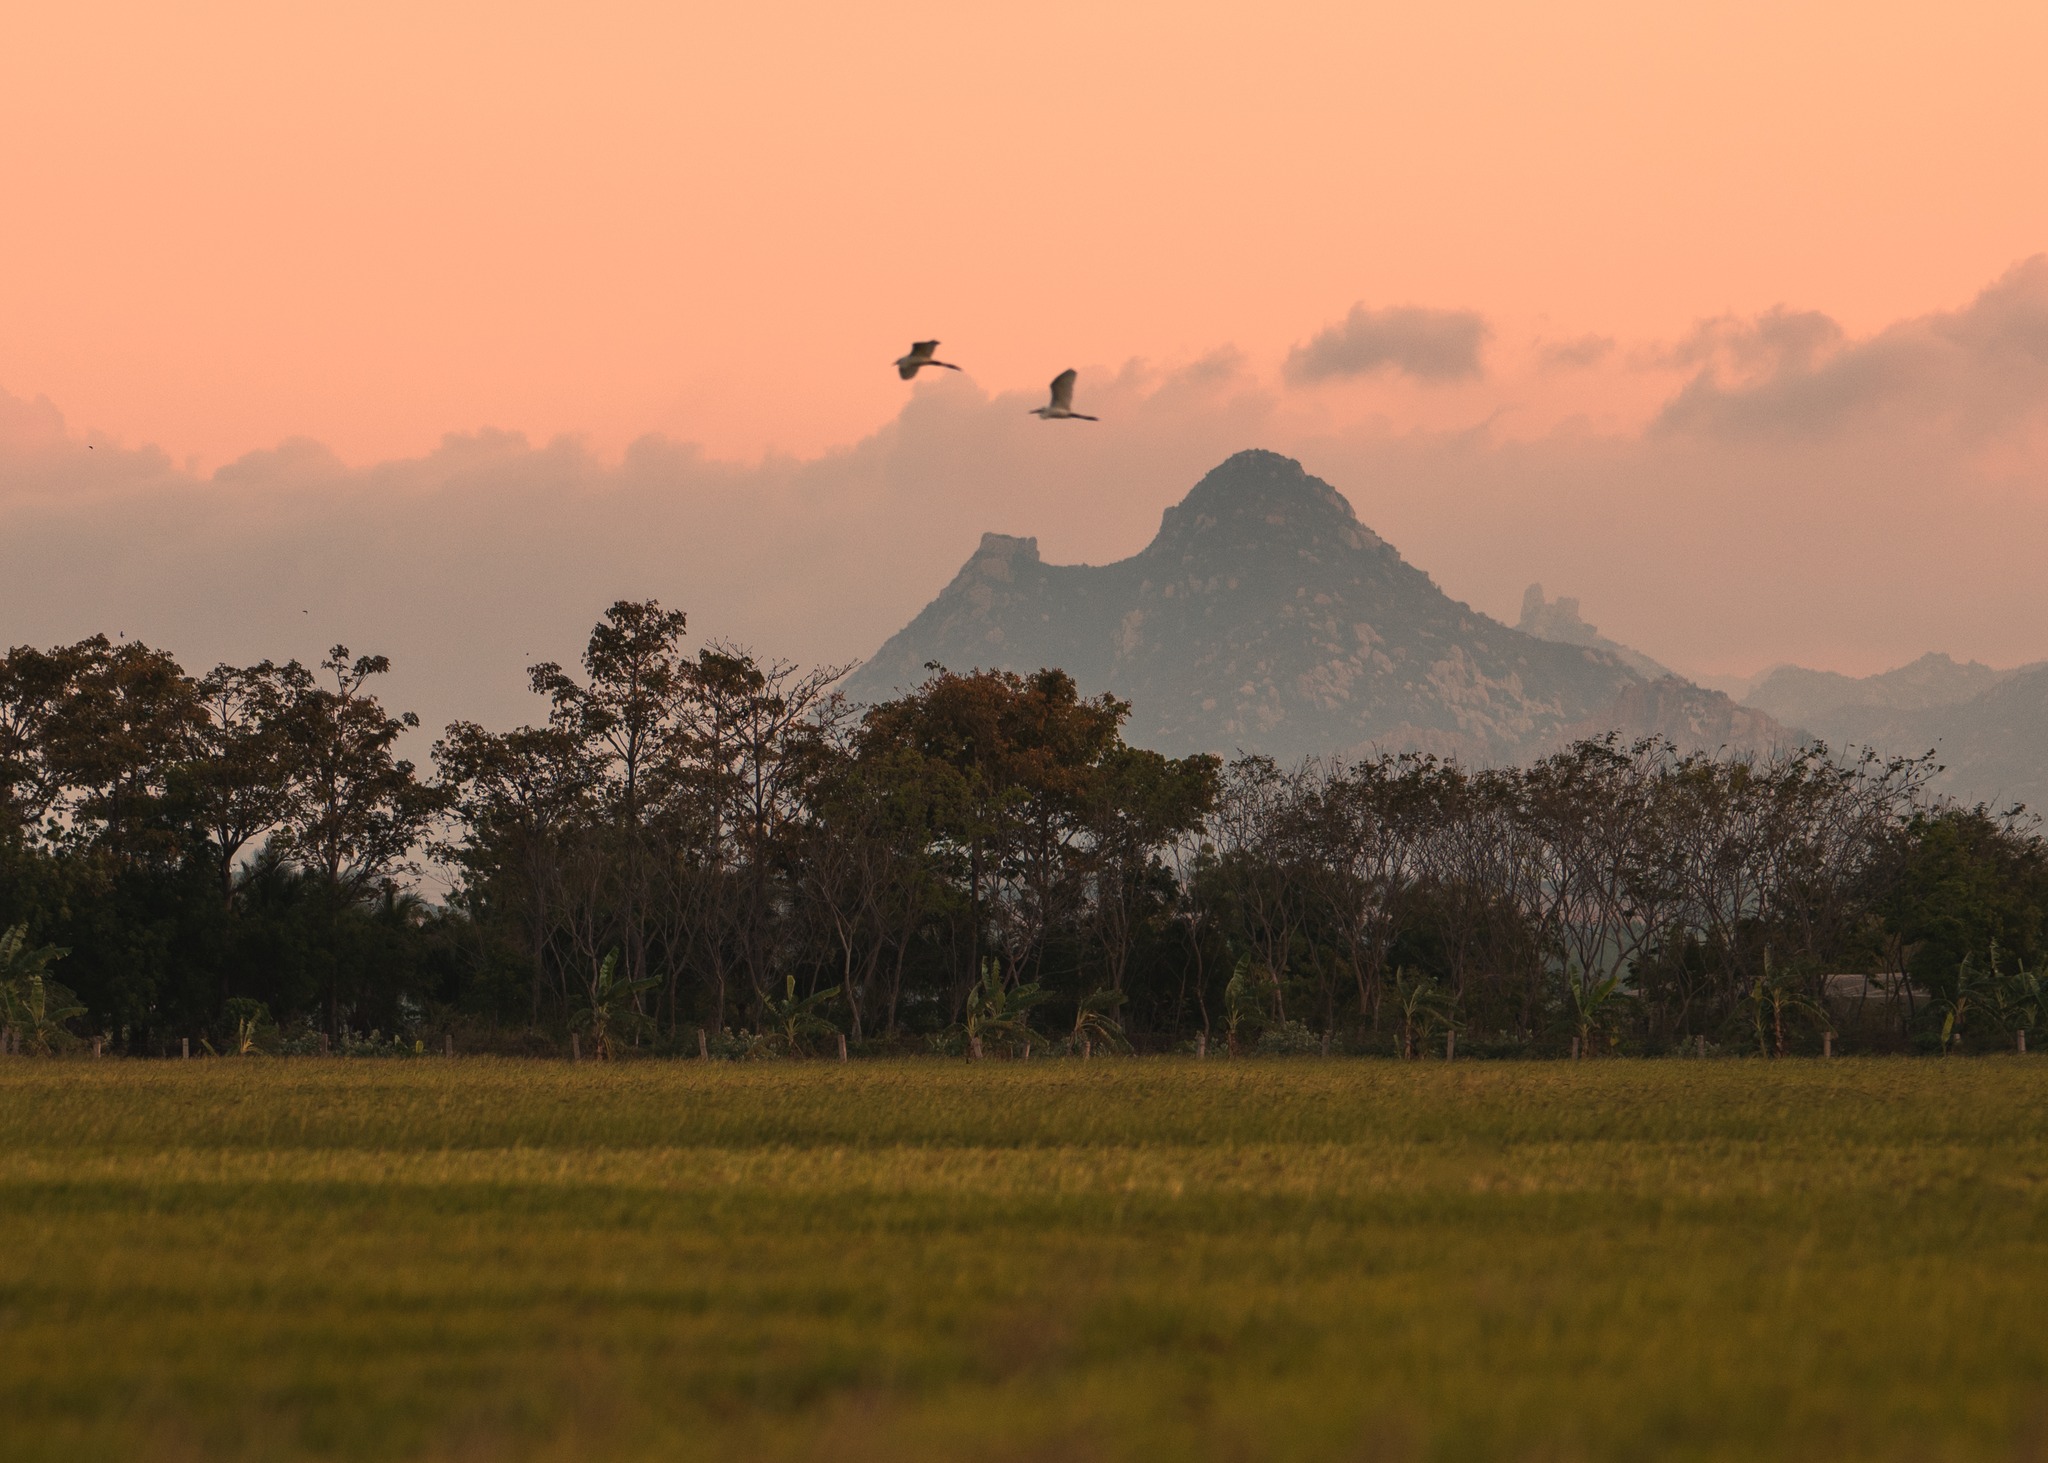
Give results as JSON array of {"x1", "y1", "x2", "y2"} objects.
[
  {"x1": 1823, "y1": 1032, "x2": 1833, "y2": 1059},
  {"x1": 570, "y1": 1033, "x2": 581, "y2": 1063},
  {"x1": 181, "y1": 1037, "x2": 190, "y2": 1060},
  {"x1": 697, "y1": 1028, "x2": 709, "y2": 1059},
  {"x1": 1321, "y1": 1032, "x2": 1331, "y2": 1057},
  {"x1": 1696, "y1": 1034, "x2": 1706, "y2": 1059},
  {"x1": 2019, "y1": 1030, "x2": 2027, "y2": 1054},
  {"x1": 444, "y1": 1034, "x2": 454, "y2": 1057},
  {"x1": 1022, "y1": 1041, "x2": 1032, "y2": 1061},
  {"x1": 836, "y1": 1032, "x2": 847, "y2": 1062},
  {"x1": 1082, "y1": 1037, "x2": 1092, "y2": 1061},
  {"x1": 1446, "y1": 1030, "x2": 1456, "y2": 1061},
  {"x1": 1196, "y1": 1031, "x2": 1207, "y2": 1059},
  {"x1": 968, "y1": 1035, "x2": 983, "y2": 1062},
  {"x1": 1570, "y1": 1037, "x2": 1580, "y2": 1061},
  {"x1": 321, "y1": 1032, "x2": 330, "y2": 1056},
  {"x1": 93, "y1": 1036, "x2": 103, "y2": 1060}
]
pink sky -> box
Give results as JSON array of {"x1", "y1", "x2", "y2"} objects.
[
  {"x1": 7, "y1": 0, "x2": 2047, "y2": 465},
  {"x1": 4, "y1": 0, "x2": 2048, "y2": 724}
]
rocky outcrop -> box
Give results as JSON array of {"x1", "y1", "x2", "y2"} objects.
[
  {"x1": 848, "y1": 450, "x2": 1646, "y2": 762},
  {"x1": 1548, "y1": 677, "x2": 1796, "y2": 758},
  {"x1": 1517, "y1": 584, "x2": 1676, "y2": 683}
]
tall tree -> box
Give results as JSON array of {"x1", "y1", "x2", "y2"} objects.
[
  {"x1": 278, "y1": 647, "x2": 442, "y2": 1030},
  {"x1": 188, "y1": 659, "x2": 316, "y2": 908}
]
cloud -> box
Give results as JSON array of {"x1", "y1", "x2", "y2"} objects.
[
  {"x1": 4, "y1": 259, "x2": 2048, "y2": 747},
  {"x1": 0, "y1": 364, "x2": 1276, "y2": 741},
  {"x1": 1539, "y1": 334, "x2": 1615, "y2": 370},
  {"x1": 1655, "y1": 256, "x2": 2048, "y2": 443},
  {"x1": 1283, "y1": 305, "x2": 1490, "y2": 384}
]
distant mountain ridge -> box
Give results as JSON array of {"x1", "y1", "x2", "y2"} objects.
[
  {"x1": 1745, "y1": 652, "x2": 2011, "y2": 728},
  {"x1": 850, "y1": 450, "x2": 1791, "y2": 764},
  {"x1": 1735, "y1": 653, "x2": 2048, "y2": 810}
]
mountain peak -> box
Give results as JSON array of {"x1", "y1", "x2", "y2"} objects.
[
  {"x1": 849, "y1": 449, "x2": 1657, "y2": 761},
  {"x1": 1168, "y1": 449, "x2": 1356, "y2": 518},
  {"x1": 1152, "y1": 451, "x2": 1386, "y2": 561},
  {"x1": 1181, "y1": 449, "x2": 1349, "y2": 513}
]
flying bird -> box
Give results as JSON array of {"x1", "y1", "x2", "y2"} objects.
[
  {"x1": 894, "y1": 341, "x2": 960, "y2": 380},
  {"x1": 1029, "y1": 369, "x2": 1097, "y2": 421}
]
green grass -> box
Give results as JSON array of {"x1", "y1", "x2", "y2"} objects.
[{"x1": 3, "y1": 1058, "x2": 2046, "y2": 1461}]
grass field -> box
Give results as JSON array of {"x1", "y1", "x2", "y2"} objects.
[{"x1": 2, "y1": 1058, "x2": 2046, "y2": 1462}]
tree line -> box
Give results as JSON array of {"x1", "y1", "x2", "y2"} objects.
[{"x1": 3, "y1": 601, "x2": 2043, "y2": 1058}]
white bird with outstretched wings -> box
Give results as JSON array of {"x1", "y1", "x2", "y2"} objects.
[
  {"x1": 894, "y1": 340, "x2": 961, "y2": 380},
  {"x1": 1030, "y1": 368, "x2": 1097, "y2": 420}
]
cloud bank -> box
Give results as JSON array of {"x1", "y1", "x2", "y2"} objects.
[
  {"x1": 1284, "y1": 305, "x2": 1491, "y2": 383},
  {"x1": 1656, "y1": 257, "x2": 2048, "y2": 446},
  {"x1": 4, "y1": 261, "x2": 2047, "y2": 747}
]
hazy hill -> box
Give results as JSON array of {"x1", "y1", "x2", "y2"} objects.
[
  {"x1": 1731, "y1": 652, "x2": 2048, "y2": 808},
  {"x1": 849, "y1": 450, "x2": 1789, "y2": 763},
  {"x1": 1812, "y1": 665, "x2": 2048, "y2": 811},
  {"x1": 1746, "y1": 652, "x2": 2008, "y2": 728}
]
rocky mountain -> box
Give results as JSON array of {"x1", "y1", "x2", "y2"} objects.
[
  {"x1": 1745, "y1": 652, "x2": 2009, "y2": 729},
  {"x1": 849, "y1": 450, "x2": 1791, "y2": 763},
  {"x1": 1517, "y1": 583, "x2": 1676, "y2": 682},
  {"x1": 1801, "y1": 665, "x2": 2048, "y2": 811},
  {"x1": 1730, "y1": 652, "x2": 2048, "y2": 808},
  {"x1": 1546, "y1": 677, "x2": 1792, "y2": 758}
]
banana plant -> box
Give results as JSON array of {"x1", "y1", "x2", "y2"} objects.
[
  {"x1": 1223, "y1": 955, "x2": 1267, "y2": 1054},
  {"x1": 8, "y1": 974, "x2": 87, "y2": 1056},
  {"x1": 1934, "y1": 950, "x2": 1995, "y2": 1056},
  {"x1": 1071, "y1": 986, "x2": 1130, "y2": 1055},
  {"x1": 0, "y1": 923, "x2": 67, "y2": 995},
  {"x1": 1747, "y1": 950, "x2": 1826, "y2": 1058},
  {"x1": 961, "y1": 959, "x2": 1050, "y2": 1059},
  {"x1": 1992, "y1": 946, "x2": 2043, "y2": 1048},
  {"x1": 763, "y1": 973, "x2": 842, "y2": 1057},
  {"x1": 1389, "y1": 966, "x2": 1454, "y2": 1060},
  {"x1": 222, "y1": 997, "x2": 274, "y2": 1056},
  {"x1": 1568, "y1": 967, "x2": 1630, "y2": 1058},
  {"x1": 575, "y1": 948, "x2": 657, "y2": 1060},
  {"x1": 0, "y1": 924, "x2": 79, "y2": 1056}
]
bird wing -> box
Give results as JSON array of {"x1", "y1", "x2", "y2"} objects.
[
  {"x1": 898, "y1": 363, "x2": 920, "y2": 379},
  {"x1": 1050, "y1": 369, "x2": 1077, "y2": 409},
  {"x1": 909, "y1": 340, "x2": 938, "y2": 360}
]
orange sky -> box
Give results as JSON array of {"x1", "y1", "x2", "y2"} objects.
[{"x1": 7, "y1": 0, "x2": 2048, "y2": 468}]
